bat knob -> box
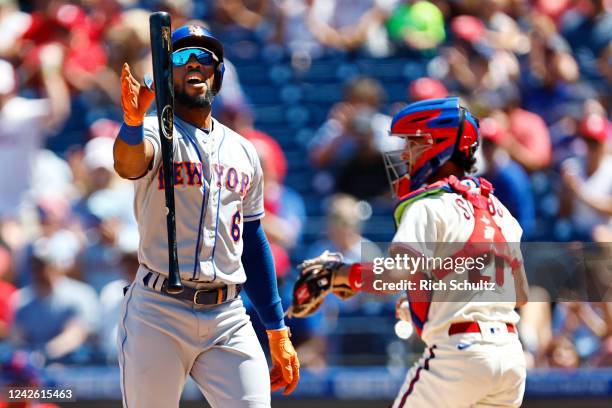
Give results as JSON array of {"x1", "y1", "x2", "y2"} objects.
[
  {"x1": 166, "y1": 269, "x2": 183, "y2": 294},
  {"x1": 166, "y1": 282, "x2": 184, "y2": 294}
]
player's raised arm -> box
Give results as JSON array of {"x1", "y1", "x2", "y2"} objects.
[{"x1": 113, "y1": 63, "x2": 156, "y2": 179}]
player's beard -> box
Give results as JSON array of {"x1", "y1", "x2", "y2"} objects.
[{"x1": 175, "y1": 84, "x2": 214, "y2": 109}]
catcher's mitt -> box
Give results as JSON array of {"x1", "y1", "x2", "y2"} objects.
[{"x1": 287, "y1": 251, "x2": 355, "y2": 318}]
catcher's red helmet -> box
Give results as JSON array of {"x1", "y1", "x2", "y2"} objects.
[{"x1": 383, "y1": 97, "x2": 480, "y2": 198}]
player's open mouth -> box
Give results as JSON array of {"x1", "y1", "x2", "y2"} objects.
[{"x1": 186, "y1": 72, "x2": 205, "y2": 86}]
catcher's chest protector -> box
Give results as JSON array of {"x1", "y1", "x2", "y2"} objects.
[
  {"x1": 393, "y1": 176, "x2": 520, "y2": 337},
  {"x1": 396, "y1": 175, "x2": 519, "y2": 275},
  {"x1": 435, "y1": 176, "x2": 519, "y2": 283}
]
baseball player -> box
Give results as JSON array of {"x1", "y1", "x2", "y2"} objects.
[
  {"x1": 112, "y1": 25, "x2": 299, "y2": 408},
  {"x1": 289, "y1": 97, "x2": 529, "y2": 407}
]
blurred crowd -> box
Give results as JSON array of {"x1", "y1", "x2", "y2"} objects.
[{"x1": 0, "y1": 0, "x2": 611, "y2": 388}]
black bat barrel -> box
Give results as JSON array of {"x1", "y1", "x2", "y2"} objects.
[{"x1": 149, "y1": 12, "x2": 182, "y2": 294}]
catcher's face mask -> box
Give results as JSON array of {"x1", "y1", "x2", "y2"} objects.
[{"x1": 383, "y1": 131, "x2": 434, "y2": 199}]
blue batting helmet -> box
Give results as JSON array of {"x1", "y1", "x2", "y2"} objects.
[{"x1": 171, "y1": 25, "x2": 225, "y2": 94}]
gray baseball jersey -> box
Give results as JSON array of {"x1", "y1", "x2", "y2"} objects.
[
  {"x1": 134, "y1": 114, "x2": 264, "y2": 285},
  {"x1": 118, "y1": 115, "x2": 272, "y2": 408}
]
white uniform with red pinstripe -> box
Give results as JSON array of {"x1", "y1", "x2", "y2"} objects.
[{"x1": 390, "y1": 177, "x2": 526, "y2": 408}]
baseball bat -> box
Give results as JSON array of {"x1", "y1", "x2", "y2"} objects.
[{"x1": 149, "y1": 12, "x2": 182, "y2": 294}]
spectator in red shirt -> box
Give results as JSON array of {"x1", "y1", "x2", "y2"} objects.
[
  {"x1": 408, "y1": 77, "x2": 448, "y2": 101},
  {"x1": 488, "y1": 95, "x2": 553, "y2": 172},
  {"x1": 20, "y1": 1, "x2": 113, "y2": 96}
]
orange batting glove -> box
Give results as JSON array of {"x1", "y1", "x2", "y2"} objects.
[
  {"x1": 266, "y1": 327, "x2": 300, "y2": 395},
  {"x1": 120, "y1": 63, "x2": 155, "y2": 126}
]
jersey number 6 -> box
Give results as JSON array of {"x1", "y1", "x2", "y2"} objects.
[{"x1": 231, "y1": 210, "x2": 242, "y2": 242}]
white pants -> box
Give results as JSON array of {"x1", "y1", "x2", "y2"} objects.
[
  {"x1": 117, "y1": 275, "x2": 270, "y2": 408},
  {"x1": 392, "y1": 332, "x2": 526, "y2": 408}
]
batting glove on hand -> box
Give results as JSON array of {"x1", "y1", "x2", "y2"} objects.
[
  {"x1": 267, "y1": 328, "x2": 300, "y2": 395},
  {"x1": 120, "y1": 63, "x2": 155, "y2": 126}
]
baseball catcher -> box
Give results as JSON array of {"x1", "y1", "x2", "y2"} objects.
[{"x1": 289, "y1": 97, "x2": 529, "y2": 408}]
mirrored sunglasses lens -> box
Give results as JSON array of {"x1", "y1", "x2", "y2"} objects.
[
  {"x1": 196, "y1": 51, "x2": 214, "y2": 65},
  {"x1": 172, "y1": 50, "x2": 188, "y2": 65},
  {"x1": 172, "y1": 49, "x2": 214, "y2": 66}
]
